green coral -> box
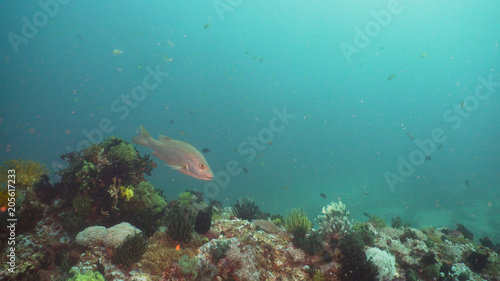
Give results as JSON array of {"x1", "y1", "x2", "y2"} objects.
[
  {"x1": 67, "y1": 268, "x2": 105, "y2": 281},
  {"x1": 209, "y1": 239, "x2": 231, "y2": 262},
  {"x1": 108, "y1": 142, "x2": 137, "y2": 163},
  {"x1": 312, "y1": 271, "x2": 326, "y2": 281},
  {"x1": 131, "y1": 181, "x2": 166, "y2": 215},
  {"x1": 178, "y1": 191, "x2": 194, "y2": 206},
  {"x1": 113, "y1": 233, "x2": 149, "y2": 266},
  {"x1": 366, "y1": 213, "x2": 386, "y2": 228},
  {"x1": 353, "y1": 222, "x2": 375, "y2": 246},
  {"x1": 285, "y1": 208, "x2": 312, "y2": 239},
  {"x1": 178, "y1": 254, "x2": 199, "y2": 279}
]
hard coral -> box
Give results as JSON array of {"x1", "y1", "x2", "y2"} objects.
[
  {"x1": 365, "y1": 247, "x2": 397, "y2": 281},
  {"x1": 67, "y1": 268, "x2": 105, "y2": 281},
  {"x1": 72, "y1": 195, "x2": 94, "y2": 216}
]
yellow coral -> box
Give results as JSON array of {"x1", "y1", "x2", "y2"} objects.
[
  {"x1": 0, "y1": 159, "x2": 50, "y2": 190},
  {"x1": 119, "y1": 185, "x2": 134, "y2": 201}
]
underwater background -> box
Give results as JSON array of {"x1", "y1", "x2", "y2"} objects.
[{"x1": 1, "y1": 0, "x2": 499, "y2": 244}]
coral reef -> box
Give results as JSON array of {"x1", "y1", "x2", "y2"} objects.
[{"x1": 0, "y1": 143, "x2": 499, "y2": 280}]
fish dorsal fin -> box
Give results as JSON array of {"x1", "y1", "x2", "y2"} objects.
[{"x1": 158, "y1": 135, "x2": 171, "y2": 142}]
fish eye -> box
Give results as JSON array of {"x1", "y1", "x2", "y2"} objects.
[{"x1": 199, "y1": 164, "x2": 206, "y2": 169}]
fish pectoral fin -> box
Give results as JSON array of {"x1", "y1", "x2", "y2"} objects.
[
  {"x1": 158, "y1": 135, "x2": 171, "y2": 142},
  {"x1": 166, "y1": 164, "x2": 183, "y2": 171}
]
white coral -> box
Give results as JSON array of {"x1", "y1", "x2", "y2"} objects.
[
  {"x1": 365, "y1": 247, "x2": 397, "y2": 281},
  {"x1": 103, "y1": 222, "x2": 141, "y2": 249},
  {"x1": 76, "y1": 226, "x2": 106, "y2": 246},
  {"x1": 75, "y1": 222, "x2": 141, "y2": 249}
]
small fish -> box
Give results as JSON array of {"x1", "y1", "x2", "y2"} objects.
[
  {"x1": 258, "y1": 57, "x2": 264, "y2": 63},
  {"x1": 363, "y1": 211, "x2": 370, "y2": 217},
  {"x1": 421, "y1": 53, "x2": 427, "y2": 58},
  {"x1": 242, "y1": 168, "x2": 249, "y2": 173},
  {"x1": 267, "y1": 142, "x2": 273, "y2": 146},
  {"x1": 204, "y1": 24, "x2": 210, "y2": 29},
  {"x1": 202, "y1": 148, "x2": 210, "y2": 153},
  {"x1": 189, "y1": 110, "x2": 195, "y2": 114},
  {"x1": 406, "y1": 132, "x2": 415, "y2": 140},
  {"x1": 320, "y1": 193, "x2": 327, "y2": 199},
  {"x1": 363, "y1": 192, "x2": 370, "y2": 196},
  {"x1": 388, "y1": 74, "x2": 396, "y2": 80},
  {"x1": 460, "y1": 101, "x2": 465, "y2": 108},
  {"x1": 111, "y1": 49, "x2": 123, "y2": 56},
  {"x1": 282, "y1": 186, "x2": 288, "y2": 191},
  {"x1": 438, "y1": 143, "x2": 444, "y2": 149},
  {"x1": 465, "y1": 180, "x2": 469, "y2": 187},
  {"x1": 73, "y1": 97, "x2": 79, "y2": 104},
  {"x1": 425, "y1": 155, "x2": 431, "y2": 161},
  {"x1": 170, "y1": 120, "x2": 174, "y2": 124},
  {"x1": 132, "y1": 125, "x2": 213, "y2": 181},
  {"x1": 179, "y1": 130, "x2": 185, "y2": 136}
]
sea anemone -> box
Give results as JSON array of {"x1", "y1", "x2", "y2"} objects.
[{"x1": 0, "y1": 158, "x2": 50, "y2": 190}]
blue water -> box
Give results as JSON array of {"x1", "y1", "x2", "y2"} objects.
[{"x1": 1, "y1": 0, "x2": 499, "y2": 241}]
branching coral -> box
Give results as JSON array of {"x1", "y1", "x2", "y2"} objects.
[
  {"x1": 0, "y1": 159, "x2": 50, "y2": 190},
  {"x1": 316, "y1": 201, "x2": 353, "y2": 240},
  {"x1": 231, "y1": 196, "x2": 261, "y2": 221}
]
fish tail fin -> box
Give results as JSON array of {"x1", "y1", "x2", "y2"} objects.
[{"x1": 132, "y1": 125, "x2": 152, "y2": 146}]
